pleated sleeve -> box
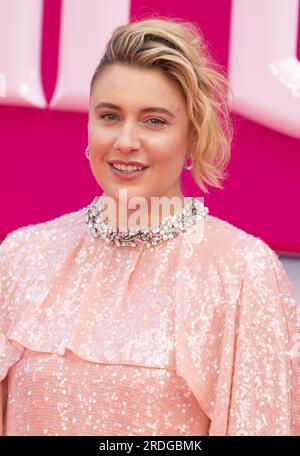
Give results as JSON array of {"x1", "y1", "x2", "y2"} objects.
[
  {"x1": 223, "y1": 240, "x2": 300, "y2": 435},
  {"x1": 175, "y1": 232, "x2": 300, "y2": 435}
]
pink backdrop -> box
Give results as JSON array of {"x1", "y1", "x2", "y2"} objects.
[{"x1": 1, "y1": 0, "x2": 300, "y2": 254}]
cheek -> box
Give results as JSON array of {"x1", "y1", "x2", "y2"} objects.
[
  {"x1": 150, "y1": 134, "x2": 187, "y2": 162},
  {"x1": 89, "y1": 124, "x2": 112, "y2": 146},
  {"x1": 151, "y1": 148, "x2": 185, "y2": 172},
  {"x1": 88, "y1": 130, "x2": 112, "y2": 161}
]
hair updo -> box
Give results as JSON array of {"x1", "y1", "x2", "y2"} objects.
[{"x1": 90, "y1": 16, "x2": 235, "y2": 194}]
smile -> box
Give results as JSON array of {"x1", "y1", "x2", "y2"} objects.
[{"x1": 109, "y1": 163, "x2": 149, "y2": 180}]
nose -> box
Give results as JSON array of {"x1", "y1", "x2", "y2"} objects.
[{"x1": 113, "y1": 121, "x2": 140, "y2": 154}]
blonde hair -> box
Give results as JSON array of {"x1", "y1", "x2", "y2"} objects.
[{"x1": 90, "y1": 16, "x2": 235, "y2": 194}]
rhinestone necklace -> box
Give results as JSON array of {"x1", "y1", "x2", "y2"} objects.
[{"x1": 85, "y1": 195, "x2": 209, "y2": 248}]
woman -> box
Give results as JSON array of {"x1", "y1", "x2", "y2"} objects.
[{"x1": 0, "y1": 17, "x2": 299, "y2": 436}]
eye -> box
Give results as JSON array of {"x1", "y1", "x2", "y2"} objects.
[
  {"x1": 98, "y1": 113, "x2": 167, "y2": 126},
  {"x1": 146, "y1": 118, "x2": 167, "y2": 126},
  {"x1": 99, "y1": 113, "x2": 118, "y2": 121}
]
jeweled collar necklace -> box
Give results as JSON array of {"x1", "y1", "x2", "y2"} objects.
[{"x1": 85, "y1": 195, "x2": 208, "y2": 248}]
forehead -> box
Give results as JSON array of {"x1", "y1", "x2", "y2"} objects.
[{"x1": 91, "y1": 64, "x2": 186, "y2": 110}]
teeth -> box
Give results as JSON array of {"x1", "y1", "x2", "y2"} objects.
[{"x1": 112, "y1": 164, "x2": 144, "y2": 171}]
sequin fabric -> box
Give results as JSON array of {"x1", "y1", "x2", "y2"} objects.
[{"x1": 0, "y1": 199, "x2": 299, "y2": 436}]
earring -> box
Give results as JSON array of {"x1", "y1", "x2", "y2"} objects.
[
  {"x1": 85, "y1": 146, "x2": 90, "y2": 159},
  {"x1": 184, "y1": 154, "x2": 194, "y2": 170}
]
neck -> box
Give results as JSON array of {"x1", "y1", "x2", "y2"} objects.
[{"x1": 98, "y1": 192, "x2": 189, "y2": 231}]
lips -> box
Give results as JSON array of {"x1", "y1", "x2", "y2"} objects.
[
  {"x1": 109, "y1": 163, "x2": 149, "y2": 180},
  {"x1": 108, "y1": 160, "x2": 149, "y2": 168}
]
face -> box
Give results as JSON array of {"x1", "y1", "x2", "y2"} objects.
[{"x1": 88, "y1": 63, "x2": 194, "y2": 210}]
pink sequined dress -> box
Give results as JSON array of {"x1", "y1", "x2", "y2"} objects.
[{"x1": 0, "y1": 198, "x2": 299, "y2": 436}]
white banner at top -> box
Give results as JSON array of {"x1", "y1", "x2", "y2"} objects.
[
  {"x1": 0, "y1": 0, "x2": 299, "y2": 139},
  {"x1": 228, "y1": 0, "x2": 300, "y2": 139}
]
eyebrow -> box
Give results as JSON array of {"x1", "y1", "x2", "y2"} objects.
[{"x1": 94, "y1": 102, "x2": 176, "y2": 118}]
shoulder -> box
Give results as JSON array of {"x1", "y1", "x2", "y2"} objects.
[
  {"x1": 204, "y1": 213, "x2": 263, "y2": 249},
  {"x1": 200, "y1": 213, "x2": 282, "y2": 275},
  {"x1": 0, "y1": 205, "x2": 87, "y2": 269},
  {"x1": 204, "y1": 214, "x2": 297, "y2": 305}
]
